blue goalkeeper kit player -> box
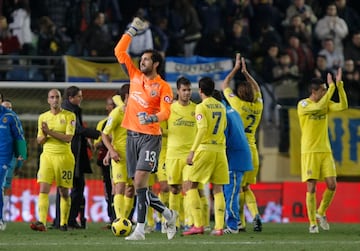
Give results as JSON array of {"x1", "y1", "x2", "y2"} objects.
[{"x1": 0, "y1": 105, "x2": 27, "y2": 229}]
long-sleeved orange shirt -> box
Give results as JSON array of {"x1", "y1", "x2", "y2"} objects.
[{"x1": 114, "y1": 34, "x2": 173, "y2": 135}]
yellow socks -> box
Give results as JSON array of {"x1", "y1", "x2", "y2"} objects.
[
  {"x1": 200, "y1": 195, "x2": 209, "y2": 227},
  {"x1": 244, "y1": 190, "x2": 259, "y2": 217},
  {"x1": 306, "y1": 192, "x2": 317, "y2": 225},
  {"x1": 213, "y1": 192, "x2": 225, "y2": 231},
  {"x1": 60, "y1": 196, "x2": 71, "y2": 226},
  {"x1": 317, "y1": 189, "x2": 335, "y2": 216},
  {"x1": 169, "y1": 192, "x2": 181, "y2": 226},
  {"x1": 124, "y1": 196, "x2": 134, "y2": 219},
  {"x1": 38, "y1": 193, "x2": 49, "y2": 224},
  {"x1": 187, "y1": 188, "x2": 202, "y2": 227},
  {"x1": 113, "y1": 194, "x2": 124, "y2": 218}
]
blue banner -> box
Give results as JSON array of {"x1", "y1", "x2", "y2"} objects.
[{"x1": 165, "y1": 56, "x2": 233, "y2": 83}]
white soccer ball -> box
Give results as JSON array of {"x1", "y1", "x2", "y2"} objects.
[{"x1": 111, "y1": 217, "x2": 132, "y2": 237}]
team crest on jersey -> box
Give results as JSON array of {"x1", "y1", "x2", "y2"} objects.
[
  {"x1": 164, "y1": 96, "x2": 172, "y2": 103},
  {"x1": 106, "y1": 117, "x2": 113, "y2": 126},
  {"x1": 196, "y1": 114, "x2": 203, "y2": 121},
  {"x1": 60, "y1": 119, "x2": 66, "y2": 124},
  {"x1": 150, "y1": 90, "x2": 158, "y2": 97},
  {"x1": 2, "y1": 117, "x2": 8, "y2": 123},
  {"x1": 300, "y1": 100, "x2": 308, "y2": 107}
]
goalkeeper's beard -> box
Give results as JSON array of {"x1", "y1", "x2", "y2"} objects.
[{"x1": 140, "y1": 65, "x2": 153, "y2": 75}]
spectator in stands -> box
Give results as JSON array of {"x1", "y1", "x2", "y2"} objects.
[
  {"x1": 343, "y1": 59, "x2": 360, "y2": 106},
  {"x1": 314, "y1": 3, "x2": 348, "y2": 54},
  {"x1": 150, "y1": 16, "x2": 169, "y2": 59},
  {"x1": 38, "y1": 1, "x2": 73, "y2": 55},
  {"x1": 318, "y1": 38, "x2": 344, "y2": 75},
  {"x1": 272, "y1": 51, "x2": 300, "y2": 153},
  {"x1": 8, "y1": 0, "x2": 33, "y2": 55},
  {"x1": 247, "y1": 0, "x2": 284, "y2": 41},
  {"x1": 224, "y1": 19, "x2": 252, "y2": 58},
  {"x1": 285, "y1": 33, "x2": 314, "y2": 96},
  {"x1": 344, "y1": 30, "x2": 360, "y2": 68},
  {"x1": 195, "y1": 28, "x2": 226, "y2": 57},
  {"x1": 37, "y1": 16, "x2": 67, "y2": 56},
  {"x1": 195, "y1": 0, "x2": 223, "y2": 38},
  {"x1": 282, "y1": 0, "x2": 317, "y2": 38},
  {"x1": 261, "y1": 43, "x2": 280, "y2": 126},
  {"x1": 284, "y1": 14, "x2": 312, "y2": 48},
  {"x1": 42, "y1": 0, "x2": 71, "y2": 32},
  {"x1": 252, "y1": 22, "x2": 282, "y2": 61},
  {"x1": 79, "y1": 12, "x2": 114, "y2": 57},
  {"x1": 127, "y1": 8, "x2": 154, "y2": 58},
  {"x1": 0, "y1": 16, "x2": 20, "y2": 55},
  {"x1": 334, "y1": 0, "x2": 360, "y2": 36},
  {"x1": 98, "y1": 0, "x2": 123, "y2": 43},
  {"x1": 167, "y1": 0, "x2": 202, "y2": 57},
  {"x1": 313, "y1": 54, "x2": 332, "y2": 80}
]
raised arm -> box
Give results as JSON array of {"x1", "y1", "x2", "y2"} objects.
[
  {"x1": 329, "y1": 67, "x2": 348, "y2": 112},
  {"x1": 222, "y1": 53, "x2": 241, "y2": 90},
  {"x1": 241, "y1": 57, "x2": 261, "y2": 93}
]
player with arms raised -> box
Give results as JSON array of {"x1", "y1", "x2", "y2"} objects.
[
  {"x1": 297, "y1": 68, "x2": 347, "y2": 233},
  {"x1": 222, "y1": 54, "x2": 263, "y2": 231},
  {"x1": 114, "y1": 17, "x2": 177, "y2": 241}
]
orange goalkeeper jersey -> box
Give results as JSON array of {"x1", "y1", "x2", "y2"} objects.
[{"x1": 114, "y1": 34, "x2": 173, "y2": 135}]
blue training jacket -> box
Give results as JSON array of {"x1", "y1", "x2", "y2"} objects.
[
  {"x1": 0, "y1": 106, "x2": 26, "y2": 163},
  {"x1": 223, "y1": 101, "x2": 253, "y2": 172}
]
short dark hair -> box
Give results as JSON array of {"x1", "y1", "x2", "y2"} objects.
[
  {"x1": 309, "y1": 78, "x2": 326, "y2": 91},
  {"x1": 117, "y1": 83, "x2": 130, "y2": 102},
  {"x1": 176, "y1": 77, "x2": 191, "y2": 89},
  {"x1": 198, "y1": 77, "x2": 215, "y2": 96},
  {"x1": 212, "y1": 89, "x2": 223, "y2": 102},
  {"x1": 142, "y1": 49, "x2": 163, "y2": 74},
  {"x1": 64, "y1": 86, "x2": 81, "y2": 99}
]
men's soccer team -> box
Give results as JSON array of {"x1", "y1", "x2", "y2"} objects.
[{"x1": 0, "y1": 17, "x2": 348, "y2": 238}]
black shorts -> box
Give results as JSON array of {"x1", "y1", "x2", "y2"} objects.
[{"x1": 126, "y1": 130, "x2": 162, "y2": 178}]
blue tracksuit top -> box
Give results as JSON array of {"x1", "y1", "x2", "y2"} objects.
[
  {"x1": 223, "y1": 101, "x2": 253, "y2": 172},
  {"x1": 0, "y1": 106, "x2": 25, "y2": 163}
]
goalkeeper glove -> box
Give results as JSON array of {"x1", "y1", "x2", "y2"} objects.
[
  {"x1": 137, "y1": 112, "x2": 158, "y2": 125},
  {"x1": 126, "y1": 17, "x2": 149, "y2": 37}
]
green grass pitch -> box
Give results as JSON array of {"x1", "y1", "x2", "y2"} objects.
[{"x1": 1, "y1": 222, "x2": 359, "y2": 251}]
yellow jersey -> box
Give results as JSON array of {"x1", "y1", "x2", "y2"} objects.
[
  {"x1": 167, "y1": 101, "x2": 197, "y2": 158},
  {"x1": 37, "y1": 109, "x2": 75, "y2": 154}
]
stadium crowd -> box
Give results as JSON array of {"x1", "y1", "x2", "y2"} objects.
[{"x1": 0, "y1": 0, "x2": 359, "y2": 109}]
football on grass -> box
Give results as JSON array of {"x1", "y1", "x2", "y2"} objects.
[{"x1": 111, "y1": 217, "x2": 132, "y2": 237}]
